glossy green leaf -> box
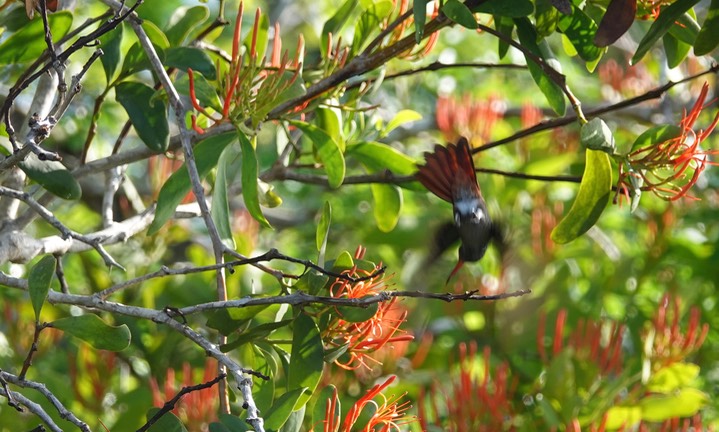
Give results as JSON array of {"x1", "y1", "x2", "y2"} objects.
[
  {"x1": 264, "y1": 388, "x2": 306, "y2": 430},
  {"x1": 580, "y1": 118, "x2": 615, "y2": 152},
  {"x1": 281, "y1": 404, "x2": 305, "y2": 432},
  {"x1": 0, "y1": 12, "x2": 72, "y2": 64},
  {"x1": 20, "y1": 155, "x2": 82, "y2": 200},
  {"x1": 640, "y1": 389, "x2": 707, "y2": 421},
  {"x1": 215, "y1": 413, "x2": 250, "y2": 432},
  {"x1": 175, "y1": 72, "x2": 223, "y2": 112},
  {"x1": 316, "y1": 201, "x2": 332, "y2": 268},
  {"x1": 209, "y1": 423, "x2": 232, "y2": 432},
  {"x1": 290, "y1": 121, "x2": 345, "y2": 188},
  {"x1": 371, "y1": 184, "x2": 402, "y2": 232},
  {"x1": 221, "y1": 320, "x2": 292, "y2": 352},
  {"x1": 288, "y1": 313, "x2": 324, "y2": 408},
  {"x1": 311, "y1": 385, "x2": 338, "y2": 427},
  {"x1": 535, "y1": 0, "x2": 559, "y2": 38},
  {"x1": 647, "y1": 362, "x2": 700, "y2": 393},
  {"x1": 442, "y1": 0, "x2": 478, "y2": 29},
  {"x1": 238, "y1": 130, "x2": 272, "y2": 228},
  {"x1": 495, "y1": 15, "x2": 514, "y2": 59},
  {"x1": 694, "y1": 0, "x2": 719, "y2": 55},
  {"x1": 116, "y1": 82, "x2": 169, "y2": 152},
  {"x1": 351, "y1": 1, "x2": 393, "y2": 55},
  {"x1": 381, "y1": 109, "x2": 422, "y2": 138},
  {"x1": 316, "y1": 107, "x2": 344, "y2": 151},
  {"x1": 333, "y1": 251, "x2": 354, "y2": 270},
  {"x1": 668, "y1": 12, "x2": 700, "y2": 46},
  {"x1": 663, "y1": 32, "x2": 691, "y2": 69},
  {"x1": 515, "y1": 18, "x2": 566, "y2": 115},
  {"x1": 558, "y1": 6, "x2": 603, "y2": 62},
  {"x1": 414, "y1": 0, "x2": 428, "y2": 43},
  {"x1": 99, "y1": 25, "x2": 124, "y2": 84},
  {"x1": 471, "y1": 0, "x2": 534, "y2": 17},
  {"x1": 321, "y1": 0, "x2": 357, "y2": 56},
  {"x1": 148, "y1": 132, "x2": 236, "y2": 235},
  {"x1": 551, "y1": 150, "x2": 612, "y2": 244},
  {"x1": 165, "y1": 5, "x2": 210, "y2": 45},
  {"x1": 212, "y1": 143, "x2": 240, "y2": 249},
  {"x1": 28, "y1": 255, "x2": 55, "y2": 322},
  {"x1": 629, "y1": 124, "x2": 681, "y2": 153},
  {"x1": 164, "y1": 47, "x2": 217, "y2": 80},
  {"x1": 146, "y1": 408, "x2": 187, "y2": 432},
  {"x1": 51, "y1": 314, "x2": 131, "y2": 352},
  {"x1": 120, "y1": 21, "x2": 170, "y2": 77},
  {"x1": 631, "y1": 0, "x2": 701, "y2": 64},
  {"x1": 206, "y1": 306, "x2": 267, "y2": 336},
  {"x1": 336, "y1": 302, "x2": 379, "y2": 323},
  {"x1": 347, "y1": 141, "x2": 417, "y2": 175}
]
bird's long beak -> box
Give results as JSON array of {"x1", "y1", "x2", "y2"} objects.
[{"x1": 446, "y1": 259, "x2": 464, "y2": 284}]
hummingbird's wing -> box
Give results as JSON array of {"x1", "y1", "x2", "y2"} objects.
[
  {"x1": 426, "y1": 220, "x2": 461, "y2": 265},
  {"x1": 416, "y1": 137, "x2": 480, "y2": 203}
]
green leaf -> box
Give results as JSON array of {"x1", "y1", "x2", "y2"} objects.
[
  {"x1": 631, "y1": 0, "x2": 701, "y2": 64},
  {"x1": 414, "y1": 0, "x2": 428, "y2": 43},
  {"x1": 264, "y1": 388, "x2": 307, "y2": 431},
  {"x1": 668, "y1": 12, "x2": 700, "y2": 46},
  {"x1": 20, "y1": 155, "x2": 82, "y2": 200},
  {"x1": 321, "y1": 0, "x2": 358, "y2": 57},
  {"x1": 148, "y1": 133, "x2": 236, "y2": 235},
  {"x1": 580, "y1": 118, "x2": 615, "y2": 152},
  {"x1": 639, "y1": 389, "x2": 707, "y2": 421},
  {"x1": 212, "y1": 143, "x2": 240, "y2": 249},
  {"x1": 495, "y1": 15, "x2": 514, "y2": 59},
  {"x1": 238, "y1": 130, "x2": 272, "y2": 228},
  {"x1": 558, "y1": 6, "x2": 603, "y2": 62},
  {"x1": 164, "y1": 47, "x2": 217, "y2": 80},
  {"x1": 316, "y1": 201, "x2": 332, "y2": 268},
  {"x1": 647, "y1": 362, "x2": 700, "y2": 393},
  {"x1": 605, "y1": 405, "x2": 642, "y2": 430},
  {"x1": 629, "y1": 124, "x2": 681, "y2": 153},
  {"x1": 280, "y1": 404, "x2": 305, "y2": 432},
  {"x1": 116, "y1": 82, "x2": 170, "y2": 152},
  {"x1": 316, "y1": 107, "x2": 344, "y2": 152},
  {"x1": 0, "y1": 12, "x2": 73, "y2": 64},
  {"x1": 535, "y1": 0, "x2": 560, "y2": 37},
  {"x1": 51, "y1": 314, "x2": 131, "y2": 352},
  {"x1": 175, "y1": 72, "x2": 223, "y2": 112},
  {"x1": 333, "y1": 251, "x2": 355, "y2": 270},
  {"x1": 442, "y1": 0, "x2": 478, "y2": 29},
  {"x1": 336, "y1": 302, "x2": 379, "y2": 323},
  {"x1": 515, "y1": 18, "x2": 566, "y2": 115},
  {"x1": 551, "y1": 150, "x2": 612, "y2": 244},
  {"x1": 215, "y1": 413, "x2": 250, "y2": 431},
  {"x1": 311, "y1": 386, "x2": 338, "y2": 427},
  {"x1": 165, "y1": 5, "x2": 210, "y2": 45},
  {"x1": 145, "y1": 408, "x2": 188, "y2": 432},
  {"x1": 290, "y1": 121, "x2": 345, "y2": 188},
  {"x1": 99, "y1": 25, "x2": 124, "y2": 84},
  {"x1": 543, "y1": 349, "x2": 576, "y2": 417},
  {"x1": 119, "y1": 21, "x2": 170, "y2": 77},
  {"x1": 206, "y1": 305, "x2": 269, "y2": 336},
  {"x1": 371, "y1": 184, "x2": 402, "y2": 232},
  {"x1": 694, "y1": 0, "x2": 719, "y2": 55},
  {"x1": 471, "y1": 0, "x2": 534, "y2": 17},
  {"x1": 663, "y1": 32, "x2": 691, "y2": 69},
  {"x1": 381, "y1": 109, "x2": 422, "y2": 138},
  {"x1": 288, "y1": 314, "x2": 324, "y2": 409},
  {"x1": 347, "y1": 141, "x2": 417, "y2": 175},
  {"x1": 28, "y1": 255, "x2": 55, "y2": 322},
  {"x1": 351, "y1": 1, "x2": 393, "y2": 55},
  {"x1": 221, "y1": 320, "x2": 292, "y2": 352},
  {"x1": 251, "y1": 71, "x2": 306, "y2": 127}
]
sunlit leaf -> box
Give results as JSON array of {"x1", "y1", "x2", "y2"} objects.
[
  {"x1": 316, "y1": 107, "x2": 344, "y2": 151},
  {"x1": 347, "y1": 141, "x2": 417, "y2": 176},
  {"x1": 647, "y1": 362, "x2": 700, "y2": 393},
  {"x1": 119, "y1": 21, "x2": 170, "y2": 77},
  {"x1": 381, "y1": 109, "x2": 422, "y2": 138},
  {"x1": 629, "y1": 125, "x2": 681, "y2": 153},
  {"x1": 639, "y1": 389, "x2": 707, "y2": 421},
  {"x1": 212, "y1": 143, "x2": 240, "y2": 249},
  {"x1": 164, "y1": 47, "x2": 217, "y2": 80},
  {"x1": 694, "y1": 0, "x2": 719, "y2": 55},
  {"x1": 0, "y1": 11, "x2": 72, "y2": 64},
  {"x1": 288, "y1": 313, "x2": 324, "y2": 408},
  {"x1": 316, "y1": 201, "x2": 332, "y2": 268},
  {"x1": 663, "y1": 32, "x2": 691, "y2": 69},
  {"x1": 99, "y1": 25, "x2": 124, "y2": 83},
  {"x1": 20, "y1": 155, "x2": 82, "y2": 200},
  {"x1": 605, "y1": 405, "x2": 642, "y2": 430},
  {"x1": 371, "y1": 183, "x2": 402, "y2": 232},
  {"x1": 51, "y1": 314, "x2": 131, "y2": 352},
  {"x1": 668, "y1": 12, "x2": 700, "y2": 46},
  {"x1": 238, "y1": 130, "x2": 272, "y2": 228},
  {"x1": 414, "y1": 0, "x2": 428, "y2": 43},
  {"x1": 442, "y1": 0, "x2": 477, "y2": 29},
  {"x1": 558, "y1": 6, "x2": 603, "y2": 62},
  {"x1": 28, "y1": 255, "x2": 55, "y2": 321},
  {"x1": 551, "y1": 150, "x2": 612, "y2": 244},
  {"x1": 165, "y1": 5, "x2": 210, "y2": 45},
  {"x1": 148, "y1": 132, "x2": 236, "y2": 235},
  {"x1": 221, "y1": 320, "x2": 292, "y2": 352},
  {"x1": 290, "y1": 121, "x2": 345, "y2": 188},
  {"x1": 631, "y1": 0, "x2": 701, "y2": 64},
  {"x1": 116, "y1": 82, "x2": 170, "y2": 152},
  {"x1": 495, "y1": 15, "x2": 514, "y2": 58},
  {"x1": 264, "y1": 388, "x2": 306, "y2": 430},
  {"x1": 321, "y1": 0, "x2": 357, "y2": 56}
]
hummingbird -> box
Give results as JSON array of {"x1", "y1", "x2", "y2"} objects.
[{"x1": 416, "y1": 137, "x2": 504, "y2": 283}]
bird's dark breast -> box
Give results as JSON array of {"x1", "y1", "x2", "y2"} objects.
[{"x1": 457, "y1": 218, "x2": 493, "y2": 262}]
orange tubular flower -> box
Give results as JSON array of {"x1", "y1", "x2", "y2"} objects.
[
  {"x1": 648, "y1": 294, "x2": 709, "y2": 368},
  {"x1": 617, "y1": 82, "x2": 719, "y2": 205}
]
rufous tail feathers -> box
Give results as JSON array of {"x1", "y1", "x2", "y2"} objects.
[{"x1": 416, "y1": 137, "x2": 478, "y2": 202}]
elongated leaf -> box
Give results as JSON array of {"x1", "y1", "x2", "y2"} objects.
[
  {"x1": 288, "y1": 313, "x2": 324, "y2": 409},
  {"x1": 381, "y1": 109, "x2": 422, "y2": 138},
  {"x1": 316, "y1": 107, "x2": 344, "y2": 151},
  {"x1": 146, "y1": 408, "x2": 187, "y2": 432},
  {"x1": 647, "y1": 362, "x2": 700, "y2": 393},
  {"x1": 605, "y1": 406, "x2": 642, "y2": 430},
  {"x1": 238, "y1": 130, "x2": 272, "y2": 228},
  {"x1": 371, "y1": 184, "x2": 402, "y2": 232},
  {"x1": 0, "y1": 12, "x2": 72, "y2": 64},
  {"x1": 663, "y1": 32, "x2": 691, "y2": 69},
  {"x1": 515, "y1": 18, "x2": 566, "y2": 115},
  {"x1": 629, "y1": 124, "x2": 681, "y2": 152},
  {"x1": 116, "y1": 82, "x2": 169, "y2": 152},
  {"x1": 99, "y1": 25, "x2": 124, "y2": 83},
  {"x1": 264, "y1": 388, "x2": 307, "y2": 430},
  {"x1": 558, "y1": 6, "x2": 603, "y2": 62},
  {"x1": 639, "y1": 389, "x2": 707, "y2": 421},
  {"x1": 148, "y1": 133, "x2": 236, "y2": 235},
  {"x1": 164, "y1": 47, "x2": 217, "y2": 80},
  {"x1": 594, "y1": 0, "x2": 636, "y2": 47},
  {"x1": 351, "y1": 1, "x2": 393, "y2": 55},
  {"x1": 668, "y1": 12, "x2": 699, "y2": 46},
  {"x1": 119, "y1": 21, "x2": 170, "y2": 77},
  {"x1": 280, "y1": 404, "x2": 305, "y2": 432},
  {"x1": 631, "y1": 0, "x2": 701, "y2": 64},
  {"x1": 347, "y1": 141, "x2": 416, "y2": 175},
  {"x1": 495, "y1": 15, "x2": 514, "y2": 58},
  {"x1": 311, "y1": 385, "x2": 339, "y2": 428},
  {"x1": 165, "y1": 5, "x2": 210, "y2": 45},
  {"x1": 551, "y1": 150, "x2": 612, "y2": 244},
  {"x1": 442, "y1": 0, "x2": 477, "y2": 29},
  {"x1": 28, "y1": 256, "x2": 55, "y2": 321},
  {"x1": 51, "y1": 314, "x2": 131, "y2": 351},
  {"x1": 206, "y1": 304, "x2": 269, "y2": 336},
  {"x1": 414, "y1": 0, "x2": 428, "y2": 43},
  {"x1": 471, "y1": 0, "x2": 534, "y2": 17},
  {"x1": 317, "y1": 201, "x2": 332, "y2": 268},
  {"x1": 221, "y1": 320, "x2": 292, "y2": 352},
  {"x1": 694, "y1": 0, "x2": 719, "y2": 55},
  {"x1": 212, "y1": 143, "x2": 240, "y2": 249},
  {"x1": 321, "y1": 0, "x2": 357, "y2": 56},
  {"x1": 20, "y1": 155, "x2": 82, "y2": 200},
  {"x1": 290, "y1": 121, "x2": 345, "y2": 188}
]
